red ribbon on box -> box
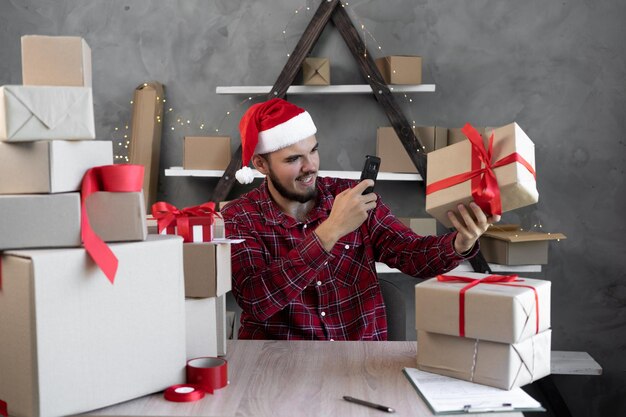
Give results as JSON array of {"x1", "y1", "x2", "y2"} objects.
[
  {"x1": 437, "y1": 274, "x2": 540, "y2": 338},
  {"x1": 151, "y1": 201, "x2": 220, "y2": 243},
  {"x1": 426, "y1": 123, "x2": 536, "y2": 217},
  {"x1": 81, "y1": 164, "x2": 144, "y2": 284},
  {"x1": 0, "y1": 399, "x2": 7, "y2": 417}
]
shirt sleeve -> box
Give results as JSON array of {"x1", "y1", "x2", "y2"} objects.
[
  {"x1": 225, "y1": 215, "x2": 333, "y2": 322},
  {"x1": 368, "y1": 199, "x2": 479, "y2": 278}
]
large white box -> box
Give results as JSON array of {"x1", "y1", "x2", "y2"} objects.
[
  {"x1": 0, "y1": 85, "x2": 95, "y2": 141},
  {"x1": 0, "y1": 235, "x2": 186, "y2": 417},
  {"x1": 0, "y1": 140, "x2": 113, "y2": 194}
]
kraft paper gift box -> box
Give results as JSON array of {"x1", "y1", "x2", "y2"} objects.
[
  {"x1": 426, "y1": 122, "x2": 538, "y2": 228},
  {"x1": 377, "y1": 127, "x2": 447, "y2": 173},
  {"x1": 183, "y1": 239, "x2": 242, "y2": 298},
  {"x1": 0, "y1": 140, "x2": 113, "y2": 194},
  {"x1": 21, "y1": 35, "x2": 92, "y2": 87},
  {"x1": 0, "y1": 85, "x2": 95, "y2": 142},
  {"x1": 85, "y1": 191, "x2": 148, "y2": 242},
  {"x1": 447, "y1": 126, "x2": 489, "y2": 145},
  {"x1": 185, "y1": 294, "x2": 228, "y2": 359},
  {"x1": 416, "y1": 329, "x2": 551, "y2": 390},
  {"x1": 0, "y1": 235, "x2": 186, "y2": 417},
  {"x1": 375, "y1": 55, "x2": 422, "y2": 84},
  {"x1": 128, "y1": 82, "x2": 164, "y2": 212},
  {"x1": 183, "y1": 136, "x2": 231, "y2": 170},
  {"x1": 415, "y1": 273, "x2": 551, "y2": 344},
  {"x1": 302, "y1": 57, "x2": 330, "y2": 85},
  {"x1": 479, "y1": 226, "x2": 567, "y2": 265},
  {"x1": 0, "y1": 193, "x2": 81, "y2": 250}
]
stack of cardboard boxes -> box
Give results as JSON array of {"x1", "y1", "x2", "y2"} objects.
[
  {"x1": 0, "y1": 36, "x2": 186, "y2": 417},
  {"x1": 415, "y1": 272, "x2": 552, "y2": 390},
  {"x1": 147, "y1": 208, "x2": 241, "y2": 358}
]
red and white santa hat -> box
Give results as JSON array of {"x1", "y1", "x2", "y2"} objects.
[{"x1": 236, "y1": 98, "x2": 317, "y2": 184}]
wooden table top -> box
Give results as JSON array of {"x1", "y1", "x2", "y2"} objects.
[{"x1": 81, "y1": 340, "x2": 523, "y2": 417}]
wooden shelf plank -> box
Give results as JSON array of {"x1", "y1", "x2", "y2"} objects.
[
  {"x1": 216, "y1": 84, "x2": 436, "y2": 95},
  {"x1": 375, "y1": 262, "x2": 542, "y2": 274},
  {"x1": 551, "y1": 351, "x2": 602, "y2": 375},
  {"x1": 165, "y1": 167, "x2": 422, "y2": 181}
]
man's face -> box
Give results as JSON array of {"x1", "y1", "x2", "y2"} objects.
[{"x1": 262, "y1": 135, "x2": 319, "y2": 204}]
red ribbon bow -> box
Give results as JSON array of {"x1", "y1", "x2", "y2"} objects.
[
  {"x1": 426, "y1": 123, "x2": 536, "y2": 217},
  {"x1": 151, "y1": 201, "x2": 220, "y2": 243},
  {"x1": 81, "y1": 164, "x2": 144, "y2": 284},
  {"x1": 437, "y1": 274, "x2": 540, "y2": 337}
]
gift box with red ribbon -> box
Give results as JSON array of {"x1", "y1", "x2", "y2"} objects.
[
  {"x1": 152, "y1": 202, "x2": 220, "y2": 243},
  {"x1": 425, "y1": 122, "x2": 538, "y2": 228},
  {"x1": 415, "y1": 272, "x2": 551, "y2": 344}
]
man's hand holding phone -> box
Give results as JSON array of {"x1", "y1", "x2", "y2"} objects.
[{"x1": 314, "y1": 157, "x2": 380, "y2": 251}]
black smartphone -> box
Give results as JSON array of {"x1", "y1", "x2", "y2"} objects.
[{"x1": 360, "y1": 155, "x2": 380, "y2": 194}]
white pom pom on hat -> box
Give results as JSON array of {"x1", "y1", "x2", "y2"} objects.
[{"x1": 236, "y1": 98, "x2": 317, "y2": 184}]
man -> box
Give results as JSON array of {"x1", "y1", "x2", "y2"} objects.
[{"x1": 222, "y1": 98, "x2": 499, "y2": 340}]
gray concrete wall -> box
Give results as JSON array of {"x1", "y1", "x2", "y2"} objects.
[{"x1": 1, "y1": 0, "x2": 624, "y2": 416}]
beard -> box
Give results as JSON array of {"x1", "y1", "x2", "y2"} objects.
[{"x1": 268, "y1": 169, "x2": 318, "y2": 204}]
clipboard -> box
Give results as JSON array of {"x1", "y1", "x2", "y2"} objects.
[{"x1": 403, "y1": 368, "x2": 545, "y2": 414}]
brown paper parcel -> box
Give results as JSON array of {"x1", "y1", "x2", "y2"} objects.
[
  {"x1": 417, "y1": 329, "x2": 551, "y2": 390},
  {"x1": 0, "y1": 85, "x2": 95, "y2": 142},
  {"x1": 415, "y1": 272, "x2": 550, "y2": 344},
  {"x1": 302, "y1": 57, "x2": 330, "y2": 85},
  {"x1": 425, "y1": 122, "x2": 538, "y2": 228}
]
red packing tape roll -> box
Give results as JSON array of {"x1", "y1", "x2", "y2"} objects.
[
  {"x1": 186, "y1": 357, "x2": 228, "y2": 392},
  {"x1": 164, "y1": 384, "x2": 206, "y2": 402}
]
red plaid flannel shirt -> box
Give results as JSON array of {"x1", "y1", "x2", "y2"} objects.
[{"x1": 222, "y1": 177, "x2": 477, "y2": 340}]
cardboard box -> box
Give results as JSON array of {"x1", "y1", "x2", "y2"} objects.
[
  {"x1": 128, "y1": 82, "x2": 164, "y2": 213},
  {"x1": 417, "y1": 329, "x2": 551, "y2": 390},
  {"x1": 0, "y1": 235, "x2": 186, "y2": 417},
  {"x1": 0, "y1": 193, "x2": 81, "y2": 250},
  {"x1": 186, "y1": 297, "x2": 218, "y2": 359},
  {"x1": 415, "y1": 273, "x2": 550, "y2": 344},
  {"x1": 85, "y1": 191, "x2": 148, "y2": 242},
  {"x1": 398, "y1": 217, "x2": 437, "y2": 236},
  {"x1": 21, "y1": 35, "x2": 92, "y2": 87},
  {"x1": 375, "y1": 55, "x2": 422, "y2": 85},
  {"x1": 185, "y1": 294, "x2": 228, "y2": 359},
  {"x1": 214, "y1": 216, "x2": 225, "y2": 238},
  {"x1": 183, "y1": 240, "x2": 233, "y2": 298},
  {"x1": 302, "y1": 57, "x2": 330, "y2": 85},
  {"x1": 480, "y1": 227, "x2": 567, "y2": 265},
  {"x1": 0, "y1": 85, "x2": 95, "y2": 142},
  {"x1": 0, "y1": 140, "x2": 113, "y2": 194},
  {"x1": 377, "y1": 127, "x2": 446, "y2": 173},
  {"x1": 426, "y1": 123, "x2": 538, "y2": 228},
  {"x1": 183, "y1": 136, "x2": 231, "y2": 170}
]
